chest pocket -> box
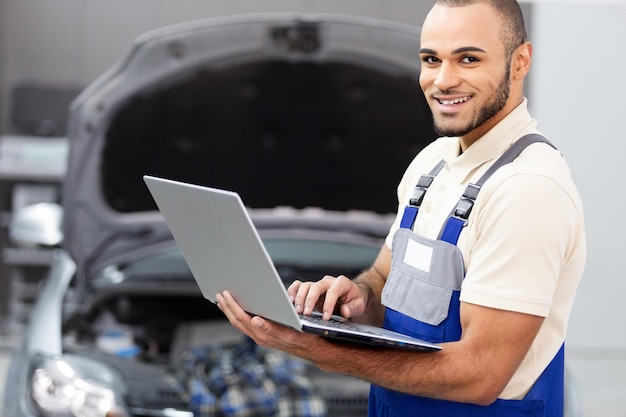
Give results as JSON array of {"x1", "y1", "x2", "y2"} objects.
[{"x1": 382, "y1": 228, "x2": 464, "y2": 326}]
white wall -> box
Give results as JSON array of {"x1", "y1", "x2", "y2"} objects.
[{"x1": 528, "y1": 1, "x2": 626, "y2": 349}]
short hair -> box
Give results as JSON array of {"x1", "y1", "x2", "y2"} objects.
[{"x1": 434, "y1": 0, "x2": 528, "y2": 61}]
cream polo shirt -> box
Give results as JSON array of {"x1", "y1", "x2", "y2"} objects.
[{"x1": 384, "y1": 99, "x2": 586, "y2": 399}]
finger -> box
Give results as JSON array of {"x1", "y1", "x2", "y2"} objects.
[
  {"x1": 339, "y1": 297, "x2": 366, "y2": 318},
  {"x1": 303, "y1": 276, "x2": 336, "y2": 316},
  {"x1": 217, "y1": 292, "x2": 274, "y2": 347},
  {"x1": 321, "y1": 275, "x2": 350, "y2": 319},
  {"x1": 325, "y1": 276, "x2": 366, "y2": 319},
  {"x1": 216, "y1": 291, "x2": 253, "y2": 333},
  {"x1": 215, "y1": 292, "x2": 237, "y2": 324},
  {"x1": 339, "y1": 280, "x2": 368, "y2": 318},
  {"x1": 287, "y1": 280, "x2": 302, "y2": 303},
  {"x1": 293, "y1": 281, "x2": 315, "y2": 314}
]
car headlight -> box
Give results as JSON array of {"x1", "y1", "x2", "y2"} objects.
[{"x1": 29, "y1": 356, "x2": 128, "y2": 417}]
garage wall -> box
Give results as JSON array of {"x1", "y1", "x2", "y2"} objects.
[{"x1": 528, "y1": 0, "x2": 626, "y2": 349}]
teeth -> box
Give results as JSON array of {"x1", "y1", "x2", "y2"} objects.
[{"x1": 439, "y1": 96, "x2": 470, "y2": 105}]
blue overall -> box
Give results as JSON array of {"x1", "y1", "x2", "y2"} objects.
[{"x1": 369, "y1": 135, "x2": 565, "y2": 417}]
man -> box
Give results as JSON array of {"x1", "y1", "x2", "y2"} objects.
[{"x1": 217, "y1": 0, "x2": 586, "y2": 415}]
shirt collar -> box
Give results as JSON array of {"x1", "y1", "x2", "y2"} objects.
[{"x1": 442, "y1": 99, "x2": 536, "y2": 179}]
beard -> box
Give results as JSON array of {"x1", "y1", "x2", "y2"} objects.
[{"x1": 432, "y1": 66, "x2": 511, "y2": 138}]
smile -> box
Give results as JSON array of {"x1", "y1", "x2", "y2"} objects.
[{"x1": 437, "y1": 96, "x2": 471, "y2": 105}]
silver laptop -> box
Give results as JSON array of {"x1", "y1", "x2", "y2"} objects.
[{"x1": 143, "y1": 175, "x2": 441, "y2": 352}]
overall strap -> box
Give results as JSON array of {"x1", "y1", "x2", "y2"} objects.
[
  {"x1": 439, "y1": 134, "x2": 556, "y2": 244},
  {"x1": 399, "y1": 159, "x2": 446, "y2": 229}
]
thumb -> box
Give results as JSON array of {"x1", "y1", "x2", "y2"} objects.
[{"x1": 341, "y1": 297, "x2": 367, "y2": 318}]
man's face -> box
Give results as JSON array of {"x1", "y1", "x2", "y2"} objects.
[{"x1": 419, "y1": 4, "x2": 516, "y2": 147}]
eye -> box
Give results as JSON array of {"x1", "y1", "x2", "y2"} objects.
[
  {"x1": 420, "y1": 55, "x2": 440, "y2": 65},
  {"x1": 461, "y1": 55, "x2": 480, "y2": 64}
]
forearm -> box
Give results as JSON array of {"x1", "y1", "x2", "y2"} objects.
[
  {"x1": 307, "y1": 335, "x2": 495, "y2": 405},
  {"x1": 317, "y1": 303, "x2": 543, "y2": 405}
]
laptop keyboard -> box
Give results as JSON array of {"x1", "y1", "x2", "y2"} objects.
[{"x1": 300, "y1": 313, "x2": 379, "y2": 334}]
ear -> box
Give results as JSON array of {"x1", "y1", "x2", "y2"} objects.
[{"x1": 512, "y1": 42, "x2": 532, "y2": 80}]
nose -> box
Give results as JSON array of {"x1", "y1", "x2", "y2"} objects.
[{"x1": 433, "y1": 61, "x2": 460, "y2": 92}]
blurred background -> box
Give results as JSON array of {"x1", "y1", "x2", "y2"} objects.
[{"x1": 0, "y1": 0, "x2": 624, "y2": 416}]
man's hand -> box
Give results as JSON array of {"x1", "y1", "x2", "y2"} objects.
[
  {"x1": 288, "y1": 245, "x2": 392, "y2": 324},
  {"x1": 215, "y1": 290, "x2": 325, "y2": 359},
  {"x1": 288, "y1": 275, "x2": 368, "y2": 321}
]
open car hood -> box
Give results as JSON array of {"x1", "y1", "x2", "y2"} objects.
[{"x1": 62, "y1": 12, "x2": 436, "y2": 275}]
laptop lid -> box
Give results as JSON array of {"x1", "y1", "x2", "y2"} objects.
[{"x1": 143, "y1": 175, "x2": 303, "y2": 330}]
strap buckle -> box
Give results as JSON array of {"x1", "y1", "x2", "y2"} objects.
[
  {"x1": 454, "y1": 183, "x2": 481, "y2": 220},
  {"x1": 409, "y1": 174, "x2": 436, "y2": 207}
]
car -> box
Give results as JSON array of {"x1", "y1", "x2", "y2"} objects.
[{"x1": 3, "y1": 13, "x2": 437, "y2": 417}]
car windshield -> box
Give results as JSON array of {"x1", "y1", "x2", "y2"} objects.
[{"x1": 105, "y1": 237, "x2": 380, "y2": 284}]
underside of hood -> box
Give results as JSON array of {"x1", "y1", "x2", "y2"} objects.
[{"x1": 62, "y1": 13, "x2": 436, "y2": 273}]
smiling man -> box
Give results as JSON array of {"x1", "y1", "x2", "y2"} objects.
[{"x1": 217, "y1": 1, "x2": 586, "y2": 416}]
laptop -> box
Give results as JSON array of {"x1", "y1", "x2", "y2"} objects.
[{"x1": 143, "y1": 175, "x2": 441, "y2": 352}]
